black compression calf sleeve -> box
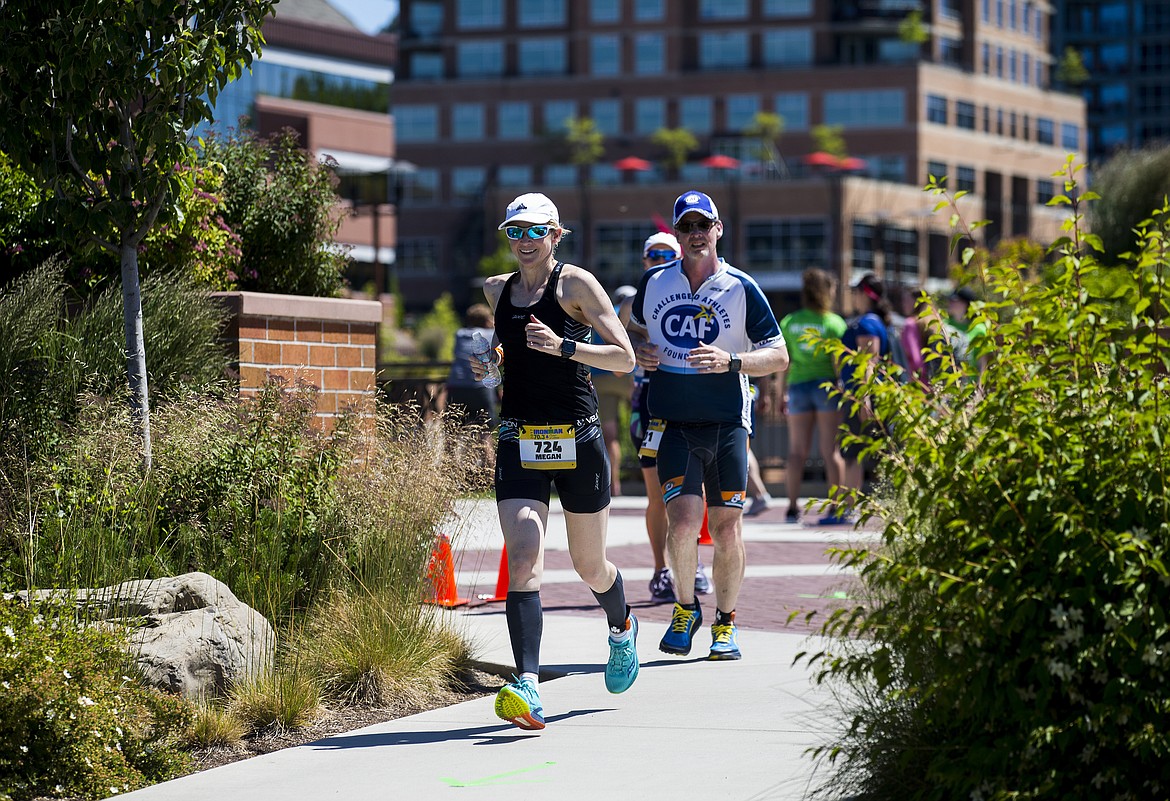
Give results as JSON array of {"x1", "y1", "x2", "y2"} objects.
[
  {"x1": 591, "y1": 570, "x2": 629, "y2": 631},
  {"x1": 505, "y1": 590, "x2": 543, "y2": 675}
]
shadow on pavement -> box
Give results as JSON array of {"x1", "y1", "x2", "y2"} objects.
[{"x1": 308, "y1": 709, "x2": 615, "y2": 749}]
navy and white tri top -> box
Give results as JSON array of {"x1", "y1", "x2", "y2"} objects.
[{"x1": 631, "y1": 258, "x2": 784, "y2": 428}]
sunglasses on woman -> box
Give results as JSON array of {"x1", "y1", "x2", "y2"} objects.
[
  {"x1": 645, "y1": 249, "x2": 678, "y2": 260},
  {"x1": 675, "y1": 219, "x2": 717, "y2": 234},
  {"x1": 504, "y1": 224, "x2": 552, "y2": 240}
]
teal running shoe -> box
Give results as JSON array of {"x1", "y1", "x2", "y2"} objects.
[
  {"x1": 605, "y1": 614, "x2": 639, "y2": 694},
  {"x1": 659, "y1": 602, "x2": 702, "y2": 655},
  {"x1": 708, "y1": 621, "x2": 742, "y2": 660},
  {"x1": 494, "y1": 676, "x2": 545, "y2": 730}
]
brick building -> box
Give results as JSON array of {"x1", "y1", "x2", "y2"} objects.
[{"x1": 390, "y1": 0, "x2": 1084, "y2": 314}]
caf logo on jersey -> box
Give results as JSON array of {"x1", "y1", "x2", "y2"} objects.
[{"x1": 661, "y1": 304, "x2": 719, "y2": 349}]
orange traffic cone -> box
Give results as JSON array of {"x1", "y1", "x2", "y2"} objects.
[
  {"x1": 477, "y1": 546, "x2": 510, "y2": 603},
  {"x1": 424, "y1": 532, "x2": 470, "y2": 607},
  {"x1": 698, "y1": 505, "x2": 713, "y2": 545}
]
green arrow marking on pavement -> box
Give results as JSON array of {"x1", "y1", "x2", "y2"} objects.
[{"x1": 440, "y1": 761, "x2": 557, "y2": 787}]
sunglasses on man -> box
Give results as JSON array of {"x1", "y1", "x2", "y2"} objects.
[
  {"x1": 675, "y1": 219, "x2": 717, "y2": 234},
  {"x1": 504, "y1": 224, "x2": 552, "y2": 240}
]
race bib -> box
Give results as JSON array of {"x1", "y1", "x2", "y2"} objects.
[
  {"x1": 519, "y1": 424, "x2": 577, "y2": 470},
  {"x1": 638, "y1": 419, "x2": 666, "y2": 459}
]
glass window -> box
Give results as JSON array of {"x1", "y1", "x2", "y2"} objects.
[
  {"x1": 926, "y1": 94, "x2": 948, "y2": 124},
  {"x1": 409, "y1": 2, "x2": 443, "y2": 37},
  {"x1": 699, "y1": 31, "x2": 750, "y2": 70},
  {"x1": 1022, "y1": 53, "x2": 1030, "y2": 85},
  {"x1": 940, "y1": 37, "x2": 962, "y2": 67},
  {"x1": 868, "y1": 155, "x2": 907, "y2": 182},
  {"x1": 634, "y1": 0, "x2": 664, "y2": 21},
  {"x1": 498, "y1": 101, "x2": 530, "y2": 140},
  {"x1": 591, "y1": 163, "x2": 621, "y2": 185},
  {"x1": 410, "y1": 53, "x2": 444, "y2": 79},
  {"x1": 1036, "y1": 117, "x2": 1055, "y2": 145},
  {"x1": 457, "y1": 41, "x2": 504, "y2": 77},
  {"x1": 634, "y1": 33, "x2": 665, "y2": 75},
  {"x1": 981, "y1": 42, "x2": 990, "y2": 75},
  {"x1": 395, "y1": 105, "x2": 438, "y2": 142},
  {"x1": 452, "y1": 167, "x2": 486, "y2": 202},
  {"x1": 497, "y1": 165, "x2": 533, "y2": 187},
  {"x1": 764, "y1": 0, "x2": 812, "y2": 17},
  {"x1": 519, "y1": 38, "x2": 567, "y2": 76},
  {"x1": 680, "y1": 96, "x2": 714, "y2": 135},
  {"x1": 452, "y1": 103, "x2": 484, "y2": 141},
  {"x1": 591, "y1": 99, "x2": 621, "y2": 136},
  {"x1": 1061, "y1": 122, "x2": 1079, "y2": 150},
  {"x1": 825, "y1": 90, "x2": 905, "y2": 127},
  {"x1": 519, "y1": 0, "x2": 565, "y2": 27},
  {"x1": 699, "y1": 0, "x2": 747, "y2": 19},
  {"x1": 1036, "y1": 179, "x2": 1055, "y2": 205},
  {"x1": 403, "y1": 168, "x2": 439, "y2": 206},
  {"x1": 956, "y1": 165, "x2": 975, "y2": 193},
  {"x1": 996, "y1": 46, "x2": 1003, "y2": 78},
  {"x1": 592, "y1": 35, "x2": 621, "y2": 76},
  {"x1": 543, "y1": 100, "x2": 576, "y2": 133},
  {"x1": 1009, "y1": 49, "x2": 1017, "y2": 82},
  {"x1": 457, "y1": 0, "x2": 502, "y2": 29},
  {"x1": 878, "y1": 37, "x2": 919, "y2": 64},
  {"x1": 727, "y1": 94, "x2": 760, "y2": 131},
  {"x1": 745, "y1": 219, "x2": 826, "y2": 274},
  {"x1": 763, "y1": 29, "x2": 813, "y2": 67},
  {"x1": 544, "y1": 164, "x2": 577, "y2": 186},
  {"x1": 397, "y1": 238, "x2": 440, "y2": 275},
  {"x1": 955, "y1": 101, "x2": 976, "y2": 130},
  {"x1": 927, "y1": 160, "x2": 948, "y2": 184},
  {"x1": 590, "y1": 0, "x2": 620, "y2": 23},
  {"x1": 634, "y1": 97, "x2": 666, "y2": 135},
  {"x1": 774, "y1": 93, "x2": 809, "y2": 131}
]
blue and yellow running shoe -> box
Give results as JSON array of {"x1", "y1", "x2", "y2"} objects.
[
  {"x1": 708, "y1": 620, "x2": 742, "y2": 660},
  {"x1": 494, "y1": 676, "x2": 545, "y2": 730},
  {"x1": 659, "y1": 602, "x2": 703, "y2": 655},
  {"x1": 605, "y1": 614, "x2": 639, "y2": 694}
]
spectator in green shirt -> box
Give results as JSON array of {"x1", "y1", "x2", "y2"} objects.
[
  {"x1": 947, "y1": 286, "x2": 988, "y2": 378},
  {"x1": 777, "y1": 269, "x2": 847, "y2": 522}
]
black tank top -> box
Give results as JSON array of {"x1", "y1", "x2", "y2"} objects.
[{"x1": 496, "y1": 263, "x2": 598, "y2": 424}]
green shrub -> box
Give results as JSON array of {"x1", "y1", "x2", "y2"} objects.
[
  {"x1": 0, "y1": 600, "x2": 192, "y2": 801},
  {"x1": 806, "y1": 157, "x2": 1170, "y2": 800},
  {"x1": 0, "y1": 261, "x2": 230, "y2": 455},
  {"x1": 141, "y1": 164, "x2": 243, "y2": 291},
  {"x1": 199, "y1": 128, "x2": 349, "y2": 298}
]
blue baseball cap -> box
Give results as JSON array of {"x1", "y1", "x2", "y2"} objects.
[{"x1": 672, "y1": 191, "x2": 720, "y2": 226}]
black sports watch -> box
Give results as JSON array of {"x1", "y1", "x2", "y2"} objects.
[
  {"x1": 728, "y1": 353, "x2": 742, "y2": 373},
  {"x1": 560, "y1": 338, "x2": 577, "y2": 359}
]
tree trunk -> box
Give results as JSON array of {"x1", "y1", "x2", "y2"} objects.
[{"x1": 120, "y1": 239, "x2": 153, "y2": 471}]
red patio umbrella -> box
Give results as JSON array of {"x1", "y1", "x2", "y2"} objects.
[
  {"x1": 614, "y1": 156, "x2": 652, "y2": 172},
  {"x1": 802, "y1": 151, "x2": 843, "y2": 168},
  {"x1": 700, "y1": 154, "x2": 741, "y2": 169}
]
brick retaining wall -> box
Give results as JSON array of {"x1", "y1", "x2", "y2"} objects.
[{"x1": 212, "y1": 291, "x2": 382, "y2": 427}]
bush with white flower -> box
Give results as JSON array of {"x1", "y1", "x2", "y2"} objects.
[{"x1": 0, "y1": 600, "x2": 192, "y2": 801}]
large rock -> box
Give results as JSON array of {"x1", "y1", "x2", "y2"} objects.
[{"x1": 21, "y1": 572, "x2": 274, "y2": 699}]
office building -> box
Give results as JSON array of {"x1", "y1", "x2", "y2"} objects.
[
  {"x1": 202, "y1": 0, "x2": 400, "y2": 293},
  {"x1": 390, "y1": 0, "x2": 1084, "y2": 312},
  {"x1": 1050, "y1": 1, "x2": 1170, "y2": 168}
]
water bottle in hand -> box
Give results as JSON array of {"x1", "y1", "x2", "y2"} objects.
[{"x1": 471, "y1": 332, "x2": 501, "y2": 388}]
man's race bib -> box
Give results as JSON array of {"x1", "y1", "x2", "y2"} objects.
[
  {"x1": 638, "y1": 419, "x2": 666, "y2": 459},
  {"x1": 519, "y1": 424, "x2": 577, "y2": 470}
]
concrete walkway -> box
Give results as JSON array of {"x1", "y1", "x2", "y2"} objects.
[{"x1": 115, "y1": 496, "x2": 873, "y2": 801}]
